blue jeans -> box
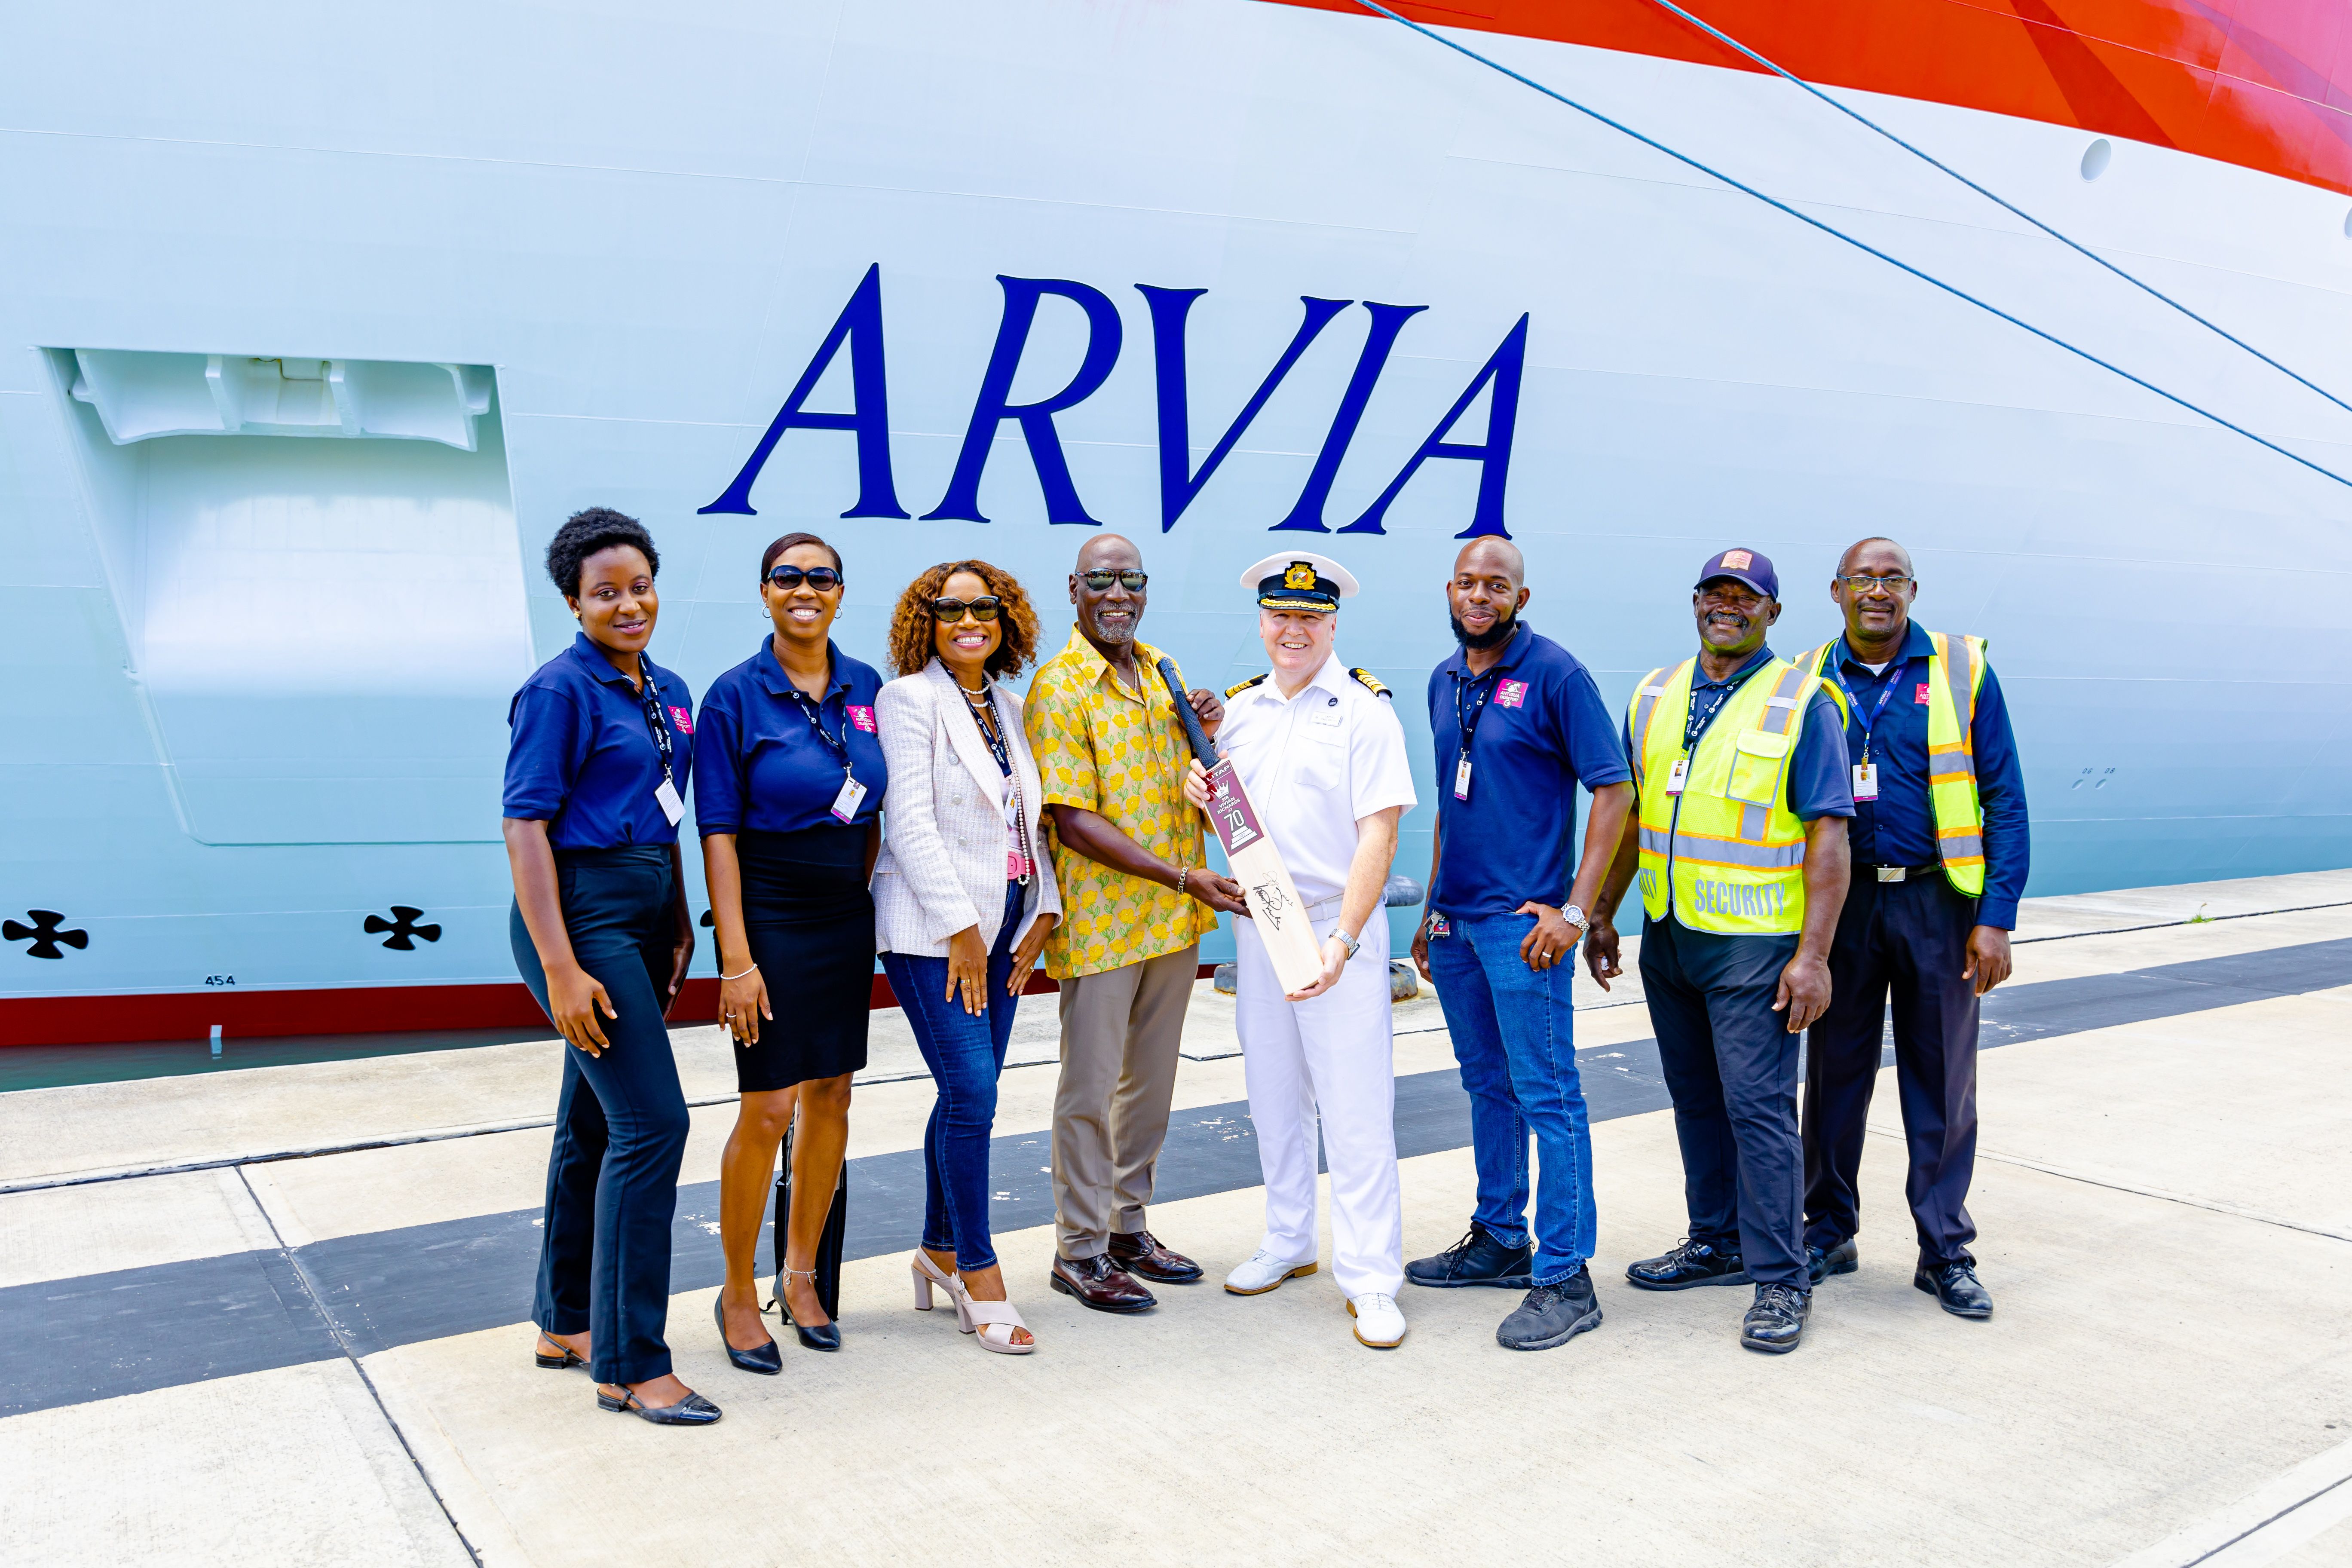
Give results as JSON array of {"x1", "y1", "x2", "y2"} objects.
[
  {"x1": 881, "y1": 882, "x2": 1025, "y2": 1272},
  {"x1": 1427, "y1": 910, "x2": 1596, "y2": 1285}
]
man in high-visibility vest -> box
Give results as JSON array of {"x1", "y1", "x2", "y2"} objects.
[
  {"x1": 1797, "y1": 538, "x2": 2027, "y2": 1321},
  {"x1": 1586, "y1": 548, "x2": 1853, "y2": 1354}
]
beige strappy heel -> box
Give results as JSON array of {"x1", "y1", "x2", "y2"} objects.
[
  {"x1": 909, "y1": 1250, "x2": 1033, "y2": 1353},
  {"x1": 910, "y1": 1250, "x2": 957, "y2": 1311}
]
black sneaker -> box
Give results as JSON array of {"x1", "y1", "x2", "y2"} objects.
[
  {"x1": 1626, "y1": 1237, "x2": 1749, "y2": 1291},
  {"x1": 1915, "y1": 1261, "x2": 1993, "y2": 1320},
  {"x1": 1406, "y1": 1223, "x2": 1534, "y2": 1289},
  {"x1": 1495, "y1": 1266, "x2": 1603, "y2": 1352},
  {"x1": 1740, "y1": 1283, "x2": 1811, "y2": 1354},
  {"x1": 1807, "y1": 1238, "x2": 1858, "y2": 1285}
]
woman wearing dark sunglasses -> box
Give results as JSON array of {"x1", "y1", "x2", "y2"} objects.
[
  {"x1": 693, "y1": 532, "x2": 885, "y2": 1369},
  {"x1": 872, "y1": 560, "x2": 1059, "y2": 1354}
]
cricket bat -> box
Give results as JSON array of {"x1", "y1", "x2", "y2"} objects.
[{"x1": 1157, "y1": 657, "x2": 1328, "y2": 996}]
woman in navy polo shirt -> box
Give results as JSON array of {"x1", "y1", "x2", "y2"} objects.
[
  {"x1": 501, "y1": 507, "x2": 716, "y2": 1428},
  {"x1": 695, "y1": 531, "x2": 885, "y2": 1369}
]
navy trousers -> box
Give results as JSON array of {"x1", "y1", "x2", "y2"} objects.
[
  {"x1": 1803, "y1": 873, "x2": 1981, "y2": 1268},
  {"x1": 511, "y1": 846, "x2": 691, "y2": 1386},
  {"x1": 1639, "y1": 915, "x2": 1807, "y2": 1288}
]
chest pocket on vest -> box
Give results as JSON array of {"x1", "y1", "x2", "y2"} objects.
[{"x1": 1724, "y1": 729, "x2": 1790, "y2": 809}]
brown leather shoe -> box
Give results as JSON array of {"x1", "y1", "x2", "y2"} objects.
[
  {"x1": 1049, "y1": 1253, "x2": 1157, "y2": 1314},
  {"x1": 1108, "y1": 1229, "x2": 1205, "y2": 1284}
]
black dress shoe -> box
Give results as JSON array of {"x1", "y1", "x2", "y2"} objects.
[
  {"x1": 1626, "y1": 1237, "x2": 1749, "y2": 1291},
  {"x1": 1496, "y1": 1266, "x2": 1603, "y2": 1351},
  {"x1": 1807, "y1": 1238, "x2": 1859, "y2": 1285},
  {"x1": 1108, "y1": 1229, "x2": 1204, "y2": 1283},
  {"x1": 712, "y1": 1296, "x2": 781, "y2": 1375},
  {"x1": 1407, "y1": 1223, "x2": 1534, "y2": 1289},
  {"x1": 1050, "y1": 1253, "x2": 1157, "y2": 1313},
  {"x1": 774, "y1": 1270, "x2": 842, "y2": 1351},
  {"x1": 1740, "y1": 1282, "x2": 1812, "y2": 1354},
  {"x1": 599, "y1": 1387, "x2": 723, "y2": 1425},
  {"x1": 1915, "y1": 1261, "x2": 1994, "y2": 1319}
]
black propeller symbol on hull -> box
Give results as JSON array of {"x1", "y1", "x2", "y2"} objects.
[
  {"x1": 5, "y1": 910, "x2": 88, "y2": 960},
  {"x1": 365, "y1": 906, "x2": 442, "y2": 951}
]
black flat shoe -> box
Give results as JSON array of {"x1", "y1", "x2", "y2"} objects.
[
  {"x1": 712, "y1": 1296, "x2": 782, "y2": 1375},
  {"x1": 598, "y1": 1387, "x2": 723, "y2": 1425},
  {"x1": 534, "y1": 1337, "x2": 588, "y2": 1371},
  {"x1": 776, "y1": 1271, "x2": 843, "y2": 1351},
  {"x1": 1915, "y1": 1261, "x2": 1994, "y2": 1320}
]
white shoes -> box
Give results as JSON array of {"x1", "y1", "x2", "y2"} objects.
[
  {"x1": 1347, "y1": 1292, "x2": 1408, "y2": 1349},
  {"x1": 1224, "y1": 1249, "x2": 1319, "y2": 1295}
]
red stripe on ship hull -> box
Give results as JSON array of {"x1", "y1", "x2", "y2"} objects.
[
  {"x1": 0, "y1": 968, "x2": 1206, "y2": 1048},
  {"x1": 1271, "y1": 0, "x2": 2352, "y2": 197}
]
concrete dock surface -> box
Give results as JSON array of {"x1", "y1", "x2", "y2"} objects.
[{"x1": 3, "y1": 869, "x2": 2349, "y2": 1566}]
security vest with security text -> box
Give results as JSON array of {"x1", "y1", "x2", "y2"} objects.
[
  {"x1": 1800, "y1": 631, "x2": 1989, "y2": 897},
  {"x1": 1626, "y1": 655, "x2": 1829, "y2": 936}
]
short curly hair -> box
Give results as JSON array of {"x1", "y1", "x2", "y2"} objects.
[
  {"x1": 545, "y1": 507, "x2": 658, "y2": 599},
  {"x1": 885, "y1": 560, "x2": 1038, "y2": 680}
]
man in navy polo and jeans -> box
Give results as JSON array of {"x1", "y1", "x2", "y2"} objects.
[{"x1": 1407, "y1": 537, "x2": 1635, "y2": 1351}]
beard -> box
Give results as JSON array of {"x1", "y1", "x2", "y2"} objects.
[{"x1": 1450, "y1": 607, "x2": 1518, "y2": 651}]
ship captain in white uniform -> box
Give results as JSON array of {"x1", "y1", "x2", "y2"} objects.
[{"x1": 1183, "y1": 553, "x2": 1418, "y2": 1349}]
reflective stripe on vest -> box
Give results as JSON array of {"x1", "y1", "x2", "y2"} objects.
[
  {"x1": 1803, "y1": 631, "x2": 1989, "y2": 897},
  {"x1": 1625, "y1": 655, "x2": 1821, "y2": 936}
]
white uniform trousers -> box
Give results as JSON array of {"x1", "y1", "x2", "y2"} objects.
[{"x1": 1233, "y1": 910, "x2": 1403, "y2": 1298}]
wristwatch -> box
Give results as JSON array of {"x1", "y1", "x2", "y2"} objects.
[
  {"x1": 1562, "y1": 904, "x2": 1591, "y2": 935},
  {"x1": 1335, "y1": 927, "x2": 1363, "y2": 961}
]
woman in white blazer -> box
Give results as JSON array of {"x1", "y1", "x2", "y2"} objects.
[{"x1": 873, "y1": 560, "x2": 1060, "y2": 1354}]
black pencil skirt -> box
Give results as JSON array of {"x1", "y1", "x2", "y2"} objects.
[{"x1": 732, "y1": 826, "x2": 874, "y2": 1093}]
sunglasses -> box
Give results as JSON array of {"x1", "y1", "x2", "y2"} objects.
[
  {"x1": 932, "y1": 595, "x2": 1002, "y2": 623},
  {"x1": 767, "y1": 565, "x2": 842, "y2": 591},
  {"x1": 1079, "y1": 569, "x2": 1148, "y2": 591}
]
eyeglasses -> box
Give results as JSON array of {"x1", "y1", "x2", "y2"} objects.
[
  {"x1": 1835, "y1": 574, "x2": 1913, "y2": 594},
  {"x1": 767, "y1": 565, "x2": 842, "y2": 591},
  {"x1": 1079, "y1": 569, "x2": 1148, "y2": 591},
  {"x1": 931, "y1": 595, "x2": 1002, "y2": 623}
]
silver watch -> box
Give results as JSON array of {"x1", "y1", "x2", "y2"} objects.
[
  {"x1": 1562, "y1": 904, "x2": 1591, "y2": 934},
  {"x1": 1336, "y1": 927, "x2": 1363, "y2": 960}
]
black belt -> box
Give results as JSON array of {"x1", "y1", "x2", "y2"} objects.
[{"x1": 1868, "y1": 862, "x2": 1943, "y2": 884}]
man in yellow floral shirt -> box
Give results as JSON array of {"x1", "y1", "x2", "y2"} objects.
[{"x1": 1024, "y1": 534, "x2": 1248, "y2": 1314}]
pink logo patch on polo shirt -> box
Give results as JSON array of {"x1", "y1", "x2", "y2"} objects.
[
  {"x1": 1496, "y1": 679, "x2": 1528, "y2": 708},
  {"x1": 668, "y1": 706, "x2": 693, "y2": 734},
  {"x1": 1915, "y1": 683, "x2": 1931, "y2": 704},
  {"x1": 847, "y1": 705, "x2": 877, "y2": 733}
]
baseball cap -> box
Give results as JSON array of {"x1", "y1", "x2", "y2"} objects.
[{"x1": 1694, "y1": 547, "x2": 1778, "y2": 599}]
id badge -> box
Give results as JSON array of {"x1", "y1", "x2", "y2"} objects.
[
  {"x1": 1665, "y1": 757, "x2": 1689, "y2": 796},
  {"x1": 1851, "y1": 762, "x2": 1879, "y2": 802},
  {"x1": 830, "y1": 774, "x2": 868, "y2": 824},
  {"x1": 1453, "y1": 756, "x2": 1473, "y2": 801},
  {"x1": 654, "y1": 776, "x2": 684, "y2": 826}
]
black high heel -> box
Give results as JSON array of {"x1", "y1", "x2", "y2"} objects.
[
  {"x1": 712, "y1": 1295, "x2": 782, "y2": 1375},
  {"x1": 775, "y1": 1267, "x2": 842, "y2": 1351}
]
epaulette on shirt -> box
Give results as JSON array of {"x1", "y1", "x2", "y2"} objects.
[
  {"x1": 1350, "y1": 668, "x2": 1393, "y2": 701},
  {"x1": 1225, "y1": 673, "x2": 1268, "y2": 698}
]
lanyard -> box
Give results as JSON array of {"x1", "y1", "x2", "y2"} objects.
[
  {"x1": 1681, "y1": 671, "x2": 1746, "y2": 751},
  {"x1": 1832, "y1": 659, "x2": 1904, "y2": 763},
  {"x1": 631, "y1": 660, "x2": 676, "y2": 784},
  {"x1": 965, "y1": 684, "x2": 1035, "y2": 884},
  {"x1": 787, "y1": 687, "x2": 852, "y2": 775},
  {"x1": 1454, "y1": 666, "x2": 1502, "y2": 760}
]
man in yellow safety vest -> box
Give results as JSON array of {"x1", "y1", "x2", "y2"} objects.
[
  {"x1": 1585, "y1": 548, "x2": 1853, "y2": 1355},
  {"x1": 1797, "y1": 537, "x2": 2028, "y2": 1322}
]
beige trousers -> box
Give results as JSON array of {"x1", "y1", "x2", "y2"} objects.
[{"x1": 1050, "y1": 945, "x2": 1199, "y2": 1258}]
